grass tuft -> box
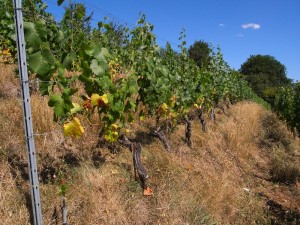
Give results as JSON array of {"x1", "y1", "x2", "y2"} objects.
[
  {"x1": 260, "y1": 112, "x2": 292, "y2": 151},
  {"x1": 270, "y1": 148, "x2": 300, "y2": 184}
]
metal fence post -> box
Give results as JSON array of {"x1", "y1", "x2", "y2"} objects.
[
  {"x1": 62, "y1": 196, "x2": 68, "y2": 225},
  {"x1": 12, "y1": 0, "x2": 43, "y2": 224}
]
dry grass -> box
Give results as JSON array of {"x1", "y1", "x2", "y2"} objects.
[
  {"x1": 0, "y1": 162, "x2": 30, "y2": 225},
  {"x1": 1, "y1": 63, "x2": 299, "y2": 225},
  {"x1": 259, "y1": 112, "x2": 300, "y2": 184},
  {"x1": 0, "y1": 64, "x2": 19, "y2": 99},
  {"x1": 169, "y1": 102, "x2": 269, "y2": 224}
]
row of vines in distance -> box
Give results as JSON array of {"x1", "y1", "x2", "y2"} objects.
[{"x1": 274, "y1": 83, "x2": 300, "y2": 137}]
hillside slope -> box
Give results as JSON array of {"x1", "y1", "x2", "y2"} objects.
[{"x1": 0, "y1": 63, "x2": 299, "y2": 224}]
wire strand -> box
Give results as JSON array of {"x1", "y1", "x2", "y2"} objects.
[{"x1": 44, "y1": 0, "x2": 180, "y2": 49}]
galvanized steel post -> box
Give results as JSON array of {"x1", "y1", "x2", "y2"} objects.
[{"x1": 12, "y1": 0, "x2": 43, "y2": 224}]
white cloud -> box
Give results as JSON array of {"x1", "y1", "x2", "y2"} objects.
[
  {"x1": 242, "y1": 23, "x2": 261, "y2": 30},
  {"x1": 219, "y1": 23, "x2": 225, "y2": 27},
  {"x1": 237, "y1": 34, "x2": 244, "y2": 38}
]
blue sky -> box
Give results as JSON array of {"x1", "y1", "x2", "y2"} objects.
[{"x1": 44, "y1": 0, "x2": 300, "y2": 81}]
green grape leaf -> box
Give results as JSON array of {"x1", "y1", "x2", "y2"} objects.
[
  {"x1": 90, "y1": 59, "x2": 105, "y2": 76},
  {"x1": 78, "y1": 74, "x2": 93, "y2": 95},
  {"x1": 28, "y1": 50, "x2": 53, "y2": 76},
  {"x1": 57, "y1": 65, "x2": 67, "y2": 84},
  {"x1": 59, "y1": 184, "x2": 68, "y2": 196},
  {"x1": 62, "y1": 88, "x2": 77, "y2": 113},
  {"x1": 39, "y1": 80, "x2": 52, "y2": 96},
  {"x1": 94, "y1": 76, "x2": 112, "y2": 90},
  {"x1": 63, "y1": 87, "x2": 78, "y2": 96},
  {"x1": 98, "y1": 58, "x2": 109, "y2": 72},
  {"x1": 24, "y1": 22, "x2": 42, "y2": 49},
  {"x1": 62, "y1": 52, "x2": 76, "y2": 70},
  {"x1": 104, "y1": 130, "x2": 119, "y2": 143},
  {"x1": 55, "y1": 30, "x2": 64, "y2": 43},
  {"x1": 100, "y1": 48, "x2": 110, "y2": 58},
  {"x1": 48, "y1": 94, "x2": 64, "y2": 121},
  {"x1": 128, "y1": 113, "x2": 134, "y2": 123},
  {"x1": 70, "y1": 103, "x2": 81, "y2": 114},
  {"x1": 27, "y1": 48, "x2": 55, "y2": 78},
  {"x1": 35, "y1": 21, "x2": 48, "y2": 41}
]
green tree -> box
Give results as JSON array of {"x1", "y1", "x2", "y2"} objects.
[
  {"x1": 91, "y1": 21, "x2": 129, "y2": 52},
  {"x1": 188, "y1": 40, "x2": 211, "y2": 69},
  {"x1": 239, "y1": 55, "x2": 291, "y2": 104},
  {"x1": 60, "y1": 2, "x2": 93, "y2": 52}
]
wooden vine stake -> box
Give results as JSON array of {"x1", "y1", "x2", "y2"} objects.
[{"x1": 210, "y1": 107, "x2": 216, "y2": 122}]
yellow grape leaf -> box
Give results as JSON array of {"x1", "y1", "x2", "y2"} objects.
[
  {"x1": 91, "y1": 94, "x2": 101, "y2": 106},
  {"x1": 100, "y1": 94, "x2": 109, "y2": 105},
  {"x1": 64, "y1": 117, "x2": 84, "y2": 138},
  {"x1": 104, "y1": 130, "x2": 119, "y2": 142},
  {"x1": 111, "y1": 123, "x2": 118, "y2": 131},
  {"x1": 170, "y1": 95, "x2": 176, "y2": 108},
  {"x1": 2, "y1": 49, "x2": 10, "y2": 55},
  {"x1": 197, "y1": 96, "x2": 204, "y2": 105},
  {"x1": 161, "y1": 103, "x2": 168, "y2": 112},
  {"x1": 193, "y1": 103, "x2": 200, "y2": 109},
  {"x1": 91, "y1": 93, "x2": 109, "y2": 107},
  {"x1": 70, "y1": 102, "x2": 81, "y2": 114}
]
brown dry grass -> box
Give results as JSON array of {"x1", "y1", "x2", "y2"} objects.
[
  {"x1": 167, "y1": 102, "x2": 269, "y2": 224},
  {"x1": 1, "y1": 63, "x2": 299, "y2": 225},
  {"x1": 0, "y1": 162, "x2": 30, "y2": 225},
  {"x1": 0, "y1": 64, "x2": 19, "y2": 99}
]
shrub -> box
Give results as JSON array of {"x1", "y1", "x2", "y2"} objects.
[
  {"x1": 270, "y1": 148, "x2": 299, "y2": 184},
  {"x1": 260, "y1": 112, "x2": 292, "y2": 151}
]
